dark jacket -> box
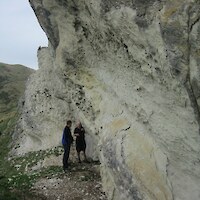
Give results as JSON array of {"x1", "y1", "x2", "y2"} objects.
[{"x1": 62, "y1": 126, "x2": 73, "y2": 146}]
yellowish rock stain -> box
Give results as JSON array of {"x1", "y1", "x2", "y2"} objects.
[{"x1": 124, "y1": 129, "x2": 173, "y2": 200}]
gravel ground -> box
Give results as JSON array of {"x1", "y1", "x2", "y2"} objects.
[{"x1": 30, "y1": 160, "x2": 107, "y2": 200}]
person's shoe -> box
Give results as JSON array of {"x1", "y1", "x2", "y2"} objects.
[
  {"x1": 78, "y1": 159, "x2": 81, "y2": 163},
  {"x1": 83, "y1": 159, "x2": 89, "y2": 163},
  {"x1": 63, "y1": 167, "x2": 68, "y2": 173}
]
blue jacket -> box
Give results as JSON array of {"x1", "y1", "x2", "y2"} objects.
[{"x1": 62, "y1": 126, "x2": 73, "y2": 146}]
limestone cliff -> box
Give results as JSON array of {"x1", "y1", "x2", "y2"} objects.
[{"x1": 14, "y1": 0, "x2": 200, "y2": 199}]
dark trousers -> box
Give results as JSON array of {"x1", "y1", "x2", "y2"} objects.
[{"x1": 63, "y1": 144, "x2": 71, "y2": 169}]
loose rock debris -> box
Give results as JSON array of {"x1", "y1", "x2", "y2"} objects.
[{"x1": 31, "y1": 162, "x2": 107, "y2": 200}]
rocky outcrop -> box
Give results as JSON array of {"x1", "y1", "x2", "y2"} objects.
[{"x1": 14, "y1": 0, "x2": 200, "y2": 199}]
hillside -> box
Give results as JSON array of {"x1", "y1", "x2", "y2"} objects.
[
  {"x1": 0, "y1": 62, "x2": 34, "y2": 199},
  {"x1": 0, "y1": 62, "x2": 34, "y2": 134}
]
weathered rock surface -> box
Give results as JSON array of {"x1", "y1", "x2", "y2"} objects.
[{"x1": 14, "y1": 0, "x2": 200, "y2": 199}]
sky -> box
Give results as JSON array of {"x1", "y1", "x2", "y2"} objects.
[{"x1": 0, "y1": 0, "x2": 48, "y2": 70}]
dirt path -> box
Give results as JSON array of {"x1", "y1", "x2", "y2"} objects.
[{"x1": 30, "y1": 154, "x2": 107, "y2": 200}]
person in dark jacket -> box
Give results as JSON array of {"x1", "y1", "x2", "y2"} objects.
[
  {"x1": 62, "y1": 120, "x2": 73, "y2": 171},
  {"x1": 74, "y1": 122, "x2": 87, "y2": 163}
]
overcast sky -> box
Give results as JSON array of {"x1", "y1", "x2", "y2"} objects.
[{"x1": 0, "y1": 0, "x2": 48, "y2": 70}]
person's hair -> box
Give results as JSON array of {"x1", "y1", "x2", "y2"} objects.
[{"x1": 66, "y1": 120, "x2": 72, "y2": 126}]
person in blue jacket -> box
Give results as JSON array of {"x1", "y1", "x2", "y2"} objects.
[{"x1": 62, "y1": 120, "x2": 73, "y2": 172}]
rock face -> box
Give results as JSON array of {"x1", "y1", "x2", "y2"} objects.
[{"x1": 14, "y1": 0, "x2": 200, "y2": 199}]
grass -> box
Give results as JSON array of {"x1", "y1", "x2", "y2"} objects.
[
  {"x1": 0, "y1": 124, "x2": 25, "y2": 199},
  {"x1": 0, "y1": 127, "x2": 64, "y2": 199},
  {"x1": 0, "y1": 63, "x2": 34, "y2": 199},
  {"x1": 0, "y1": 111, "x2": 37, "y2": 199},
  {"x1": 12, "y1": 146, "x2": 63, "y2": 170}
]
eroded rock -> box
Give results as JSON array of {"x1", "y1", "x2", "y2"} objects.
[{"x1": 14, "y1": 0, "x2": 200, "y2": 199}]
